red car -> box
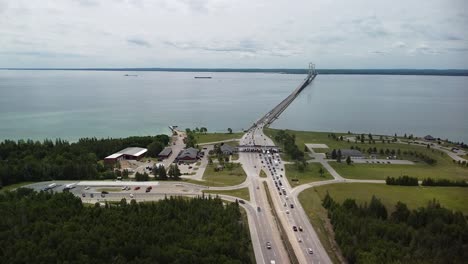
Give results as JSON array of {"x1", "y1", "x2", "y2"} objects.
[{"x1": 134, "y1": 186, "x2": 140, "y2": 190}]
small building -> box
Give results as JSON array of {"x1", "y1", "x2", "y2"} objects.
[
  {"x1": 424, "y1": 135, "x2": 435, "y2": 141},
  {"x1": 176, "y1": 147, "x2": 199, "y2": 163},
  {"x1": 104, "y1": 147, "x2": 148, "y2": 164},
  {"x1": 158, "y1": 147, "x2": 173, "y2": 159},
  {"x1": 220, "y1": 144, "x2": 236, "y2": 155},
  {"x1": 327, "y1": 149, "x2": 364, "y2": 159}
]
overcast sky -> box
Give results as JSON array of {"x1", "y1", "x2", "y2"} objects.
[{"x1": 0, "y1": 0, "x2": 467, "y2": 68}]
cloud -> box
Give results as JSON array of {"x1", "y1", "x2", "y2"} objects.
[
  {"x1": 163, "y1": 39, "x2": 302, "y2": 57},
  {"x1": 0, "y1": 51, "x2": 85, "y2": 58},
  {"x1": 392, "y1": 41, "x2": 407, "y2": 48},
  {"x1": 349, "y1": 16, "x2": 389, "y2": 38},
  {"x1": 127, "y1": 37, "x2": 151, "y2": 47},
  {"x1": 72, "y1": 0, "x2": 99, "y2": 7}
]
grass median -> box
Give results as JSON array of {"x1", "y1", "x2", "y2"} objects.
[{"x1": 203, "y1": 187, "x2": 250, "y2": 201}]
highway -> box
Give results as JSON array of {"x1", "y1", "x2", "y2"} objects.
[{"x1": 24, "y1": 66, "x2": 329, "y2": 264}]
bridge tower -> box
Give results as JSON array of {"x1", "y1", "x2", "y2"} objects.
[{"x1": 308, "y1": 62, "x2": 316, "y2": 76}]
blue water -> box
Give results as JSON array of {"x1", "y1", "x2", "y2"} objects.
[{"x1": 0, "y1": 70, "x2": 467, "y2": 143}]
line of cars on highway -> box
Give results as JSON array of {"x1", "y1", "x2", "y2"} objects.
[{"x1": 261, "y1": 150, "x2": 314, "y2": 255}]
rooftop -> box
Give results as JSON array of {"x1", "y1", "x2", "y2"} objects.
[
  {"x1": 158, "y1": 147, "x2": 172, "y2": 156},
  {"x1": 105, "y1": 147, "x2": 147, "y2": 159}
]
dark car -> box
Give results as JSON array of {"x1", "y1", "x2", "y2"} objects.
[
  {"x1": 134, "y1": 186, "x2": 140, "y2": 190},
  {"x1": 239, "y1": 200, "x2": 245, "y2": 204},
  {"x1": 293, "y1": 226, "x2": 298, "y2": 232},
  {"x1": 101, "y1": 191, "x2": 109, "y2": 194}
]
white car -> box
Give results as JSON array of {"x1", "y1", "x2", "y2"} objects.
[
  {"x1": 129, "y1": 193, "x2": 134, "y2": 198},
  {"x1": 308, "y1": 248, "x2": 313, "y2": 254},
  {"x1": 84, "y1": 186, "x2": 90, "y2": 190}
]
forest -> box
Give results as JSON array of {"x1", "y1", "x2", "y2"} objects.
[
  {"x1": 0, "y1": 188, "x2": 252, "y2": 264},
  {"x1": 322, "y1": 193, "x2": 468, "y2": 264},
  {"x1": 0, "y1": 135, "x2": 170, "y2": 188}
]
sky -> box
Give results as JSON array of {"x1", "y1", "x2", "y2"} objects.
[{"x1": 0, "y1": 0, "x2": 467, "y2": 69}]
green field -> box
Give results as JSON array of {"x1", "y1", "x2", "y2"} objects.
[
  {"x1": 302, "y1": 182, "x2": 468, "y2": 214},
  {"x1": 204, "y1": 187, "x2": 250, "y2": 201},
  {"x1": 265, "y1": 128, "x2": 468, "y2": 181},
  {"x1": 298, "y1": 182, "x2": 468, "y2": 263},
  {"x1": 297, "y1": 187, "x2": 343, "y2": 264},
  {"x1": 196, "y1": 132, "x2": 243, "y2": 144},
  {"x1": 188, "y1": 163, "x2": 246, "y2": 187},
  {"x1": 331, "y1": 161, "x2": 468, "y2": 181},
  {"x1": 285, "y1": 163, "x2": 332, "y2": 187}
]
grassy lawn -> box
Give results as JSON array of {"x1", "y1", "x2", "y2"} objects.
[
  {"x1": 298, "y1": 187, "x2": 344, "y2": 264},
  {"x1": 307, "y1": 182, "x2": 468, "y2": 214},
  {"x1": 188, "y1": 163, "x2": 246, "y2": 187},
  {"x1": 203, "y1": 187, "x2": 250, "y2": 201},
  {"x1": 331, "y1": 161, "x2": 468, "y2": 181},
  {"x1": 265, "y1": 128, "x2": 468, "y2": 181},
  {"x1": 259, "y1": 169, "x2": 267, "y2": 178},
  {"x1": 231, "y1": 154, "x2": 239, "y2": 161},
  {"x1": 298, "y1": 182, "x2": 468, "y2": 263},
  {"x1": 0, "y1": 182, "x2": 36, "y2": 193},
  {"x1": 285, "y1": 163, "x2": 333, "y2": 187},
  {"x1": 196, "y1": 132, "x2": 243, "y2": 144}
]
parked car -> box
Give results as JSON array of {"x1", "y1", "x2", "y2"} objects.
[
  {"x1": 308, "y1": 248, "x2": 313, "y2": 254},
  {"x1": 290, "y1": 204, "x2": 294, "y2": 209},
  {"x1": 82, "y1": 193, "x2": 86, "y2": 197},
  {"x1": 266, "y1": 242, "x2": 272, "y2": 249},
  {"x1": 129, "y1": 193, "x2": 134, "y2": 198},
  {"x1": 299, "y1": 226, "x2": 303, "y2": 232},
  {"x1": 84, "y1": 186, "x2": 90, "y2": 190},
  {"x1": 134, "y1": 186, "x2": 140, "y2": 190},
  {"x1": 90, "y1": 193, "x2": 94, "y2": 198},
  {"x1": 293, "y1": 226, "x2": 298, "y2": 232},
  {"x1": 101, "y1": 191, "x2": 109, "y2": 194},
  {"x1": 239, "y1": 200, "x2": 245, "y2": 204}
]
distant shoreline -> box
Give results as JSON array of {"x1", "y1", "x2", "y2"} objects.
[{"x1": 1, "y1": 68, "x2": 468, "y2": 76}]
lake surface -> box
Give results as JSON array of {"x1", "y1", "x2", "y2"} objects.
[{"x1": 0, "y1": 70, "x2": 467, "y2": 143}]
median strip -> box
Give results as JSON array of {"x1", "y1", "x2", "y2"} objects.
[{"x1": 262, "y1": 182, "x2": 299, "y2": 264}]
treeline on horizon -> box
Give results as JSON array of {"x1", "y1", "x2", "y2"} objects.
[
  {"x1": 322, "y1": 193, "x2": 468, "y2": 264},
  {"x1": 0, "y1": 189, "x2": 252, "y2": 264},
  {"x1": 4, "y1": 68, "x2": 468, "y2": 76},
  {"x1": 0, "y1": 135, "x2": 170, "y2": 188}
]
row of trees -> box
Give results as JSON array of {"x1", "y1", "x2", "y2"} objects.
[
  {"x1": 322, "y1": 193, "x2": 467, "y2": 263},
  {"x1": 422, "y1": 177, "x2": 468, "y2": 187},
  {"x1": 0, "y1": 135, "x2": 170, "y2": 188},
  {"x1": 386, "y1": 175, "x2": 419, "y2": 186},
  {"x1": 274, "y1": 130, "x2": 304, "y2": 161},
  {"x1": 0, "y1": 189, "x2": 252, "y2": 263}
]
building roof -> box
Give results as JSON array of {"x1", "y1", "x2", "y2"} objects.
[
  {"x1": 105, "y1": 153, "x2": 123, "y2": 159},
  {"x1": 158, "y1": 147, "x2": 172, "y2": 156},
  {"x1": 178, "y1": 147, "x2": 199, "y2": 159},
  {"x1": 424, "y1": 135, "x2": 435, "y2": 140},
  {"x1": 342, "y1": 149, "x2": 364, "y2": 157},
  {"x1": 220, "y1": 144, "x2": 236, "y2": 153},
  {"x1": 105, "y1": 147, "x2": 147, "y2": 159},
  {"x1": 330, "y1": 149, "x2": 364, "y2": 157}
]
